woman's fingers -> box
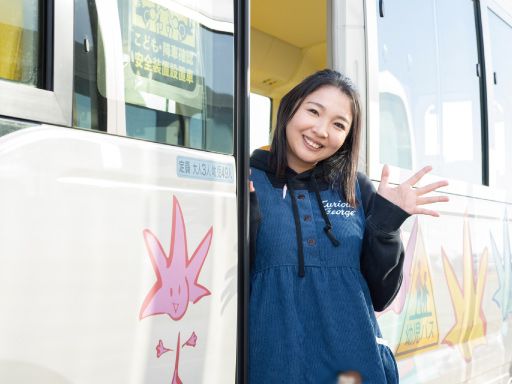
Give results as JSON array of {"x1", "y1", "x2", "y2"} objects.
[
  {"x1": 405, "y1": 165, "x2": 432, "y2": 186},
  {"x1": 415, "y1": 180, "x2": 449, "y2": 195},
  {"x1": 379, "y1": 164, "x2": 390, "y2": 189},
  {"x1": 416, "y1": 195, "x2": 449, "y2": 205},
  {"x1": 413, "y1": 207, "x2": 440, "y2": 217}
]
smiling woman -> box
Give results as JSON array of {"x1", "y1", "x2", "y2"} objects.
[
  {"x1": 248, "y1": 69, "x2": 449, "y2": 383},
  {"x1": 285, "y1": 86, "x2": 353, "y2": 174},
  {"x1": 269, "y1": 70, "x2": 362, "y2": 207}
]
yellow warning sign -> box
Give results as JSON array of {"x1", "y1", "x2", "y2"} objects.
[{"x1": 395, "y1": 224, "x2": 439, "y2": 359}]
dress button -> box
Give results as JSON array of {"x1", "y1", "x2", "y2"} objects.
[
  {"x1": 304, "y1": 215, "x2": 312, "y2": 222},
  {"x1": 307, "y1": 239, "x2": 316, "y2": 246},
  {"x1": 297, "y1": 194, "x2": 305, "y2": 200}
]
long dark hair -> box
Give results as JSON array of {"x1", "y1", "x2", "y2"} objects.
[{"x1": 269, "y1": 69, "x2": 362, "y2": 207}]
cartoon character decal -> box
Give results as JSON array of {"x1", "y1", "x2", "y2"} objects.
[
  {"x1": 140, "y1": 196, "x2": 213, "y2": 383},
  {"x1": 378, "y1": 213, "x2": 511, "y2": 375}
]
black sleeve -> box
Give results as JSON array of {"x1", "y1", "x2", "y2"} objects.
[
  {"x1": 357, "y1": 172, "x2": 410, "y2": 312},
  {"x1": 249, "y1": 191, "x2": 262, "y2": 267}
]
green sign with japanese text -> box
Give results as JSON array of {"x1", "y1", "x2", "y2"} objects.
[{"x1": 130, "y1": 0, "x2": 197, "y2": 91}]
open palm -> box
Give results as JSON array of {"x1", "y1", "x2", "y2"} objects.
[{"x1": 377, "y1": 165, "x2": 449, "y2": 217}]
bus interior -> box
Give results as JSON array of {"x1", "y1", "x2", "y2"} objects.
[{"x1": 250, "y1": 0, "x2": 327, "y2": 150}]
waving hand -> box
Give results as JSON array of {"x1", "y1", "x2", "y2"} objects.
[{"x1": 377, "y1": 165, "x2": 449, "y2": 217}]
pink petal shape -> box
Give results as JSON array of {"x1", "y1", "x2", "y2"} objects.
[
  {"x1": 156, "y1": 339, "x2": 172, "y2": 358},
  {"x1": 182, "y1": 331, "x2": 197, "y2": 348}
]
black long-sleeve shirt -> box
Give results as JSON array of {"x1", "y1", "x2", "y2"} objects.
[{"x1": 249, "y1": 149, "x2": 409, "y2": 312}]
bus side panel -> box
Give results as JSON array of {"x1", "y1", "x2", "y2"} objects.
[
  {"x1": 377, "y1": 191, "x2": 512, "y2": 383},
  {"x1": 0, "y1": 126, "x2": 237, "y2": 384}
]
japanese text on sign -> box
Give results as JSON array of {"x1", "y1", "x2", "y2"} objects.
[
  {"x1": 130, "y1": 0, "x2": 197, "y2": 90},
  {"x1": 177, "y1": 156, "x2": 234, "y2": 183}
]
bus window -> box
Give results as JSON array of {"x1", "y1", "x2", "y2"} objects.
[
  {"x1": 488, "y1": 11, "x2": 512, "y2": 190},
  {"x1": 117, "y1": 0, "x2": 234, "y2": 154},
  {"x1": 123, "y1": 102, "x2": 183, "y2": 144},
  {"x1": 379, "y1": 92, "x2": 412, "y2": 170},
  {"x1": 0, "y1": 0, "x2": 40, "y2": 87},
  {"x1": 249, "y1": 93, "x2": 271, "y2": 153},
  {"x1": 376, "y1": 0, "x2": 483, "y2": 184},
  {"x1": 0, "y1": 0, "x2": 72, "y2": 126},
  {"x1": 73, "y1": 0, "x2": 107, "y2": 131}
]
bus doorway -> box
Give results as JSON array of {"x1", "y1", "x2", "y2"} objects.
[{"x1": 249, "y1": 0, "x2": 328, "y2": 151}]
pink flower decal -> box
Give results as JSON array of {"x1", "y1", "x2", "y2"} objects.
[
  {"x1": 155, "y1": 332, "x2": 198, "y2": 383},
  {"x1": 140, "y1": 196, "x2": 213, "y2": 321},
  {"x1": 156, "y1": 339, "x2": 172, "y2": 358},
  {"x1": 182, "y1": 332, "x2": 197, "y2": 348}
]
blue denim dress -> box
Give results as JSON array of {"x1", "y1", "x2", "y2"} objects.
[{"x1": 249, "y1": 166, "x2": 399, "y2": 384}]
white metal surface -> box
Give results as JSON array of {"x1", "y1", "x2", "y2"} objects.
[{"x1": 0, "y1": 126, "x2": 238, "y2": 384}]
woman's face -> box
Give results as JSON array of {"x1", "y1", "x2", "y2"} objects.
[{"x1": 285, "y1": 85, "x2": 353, "y2": 173}]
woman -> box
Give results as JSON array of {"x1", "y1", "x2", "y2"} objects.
[{"x1": 249, "y1": 69, "x2": 448, "y2": 383}]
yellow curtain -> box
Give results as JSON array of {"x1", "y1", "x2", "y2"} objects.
[{"x1": 0, "y1": 1, "x2": 24, "y2": 81}]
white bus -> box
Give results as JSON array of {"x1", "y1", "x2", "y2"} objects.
[
  {"x1": 0, "y1": 0, "x2": 245, "y2": 383},
  {"x1": 0, "y1": 0, "x2": 511, "y2": 383}
]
